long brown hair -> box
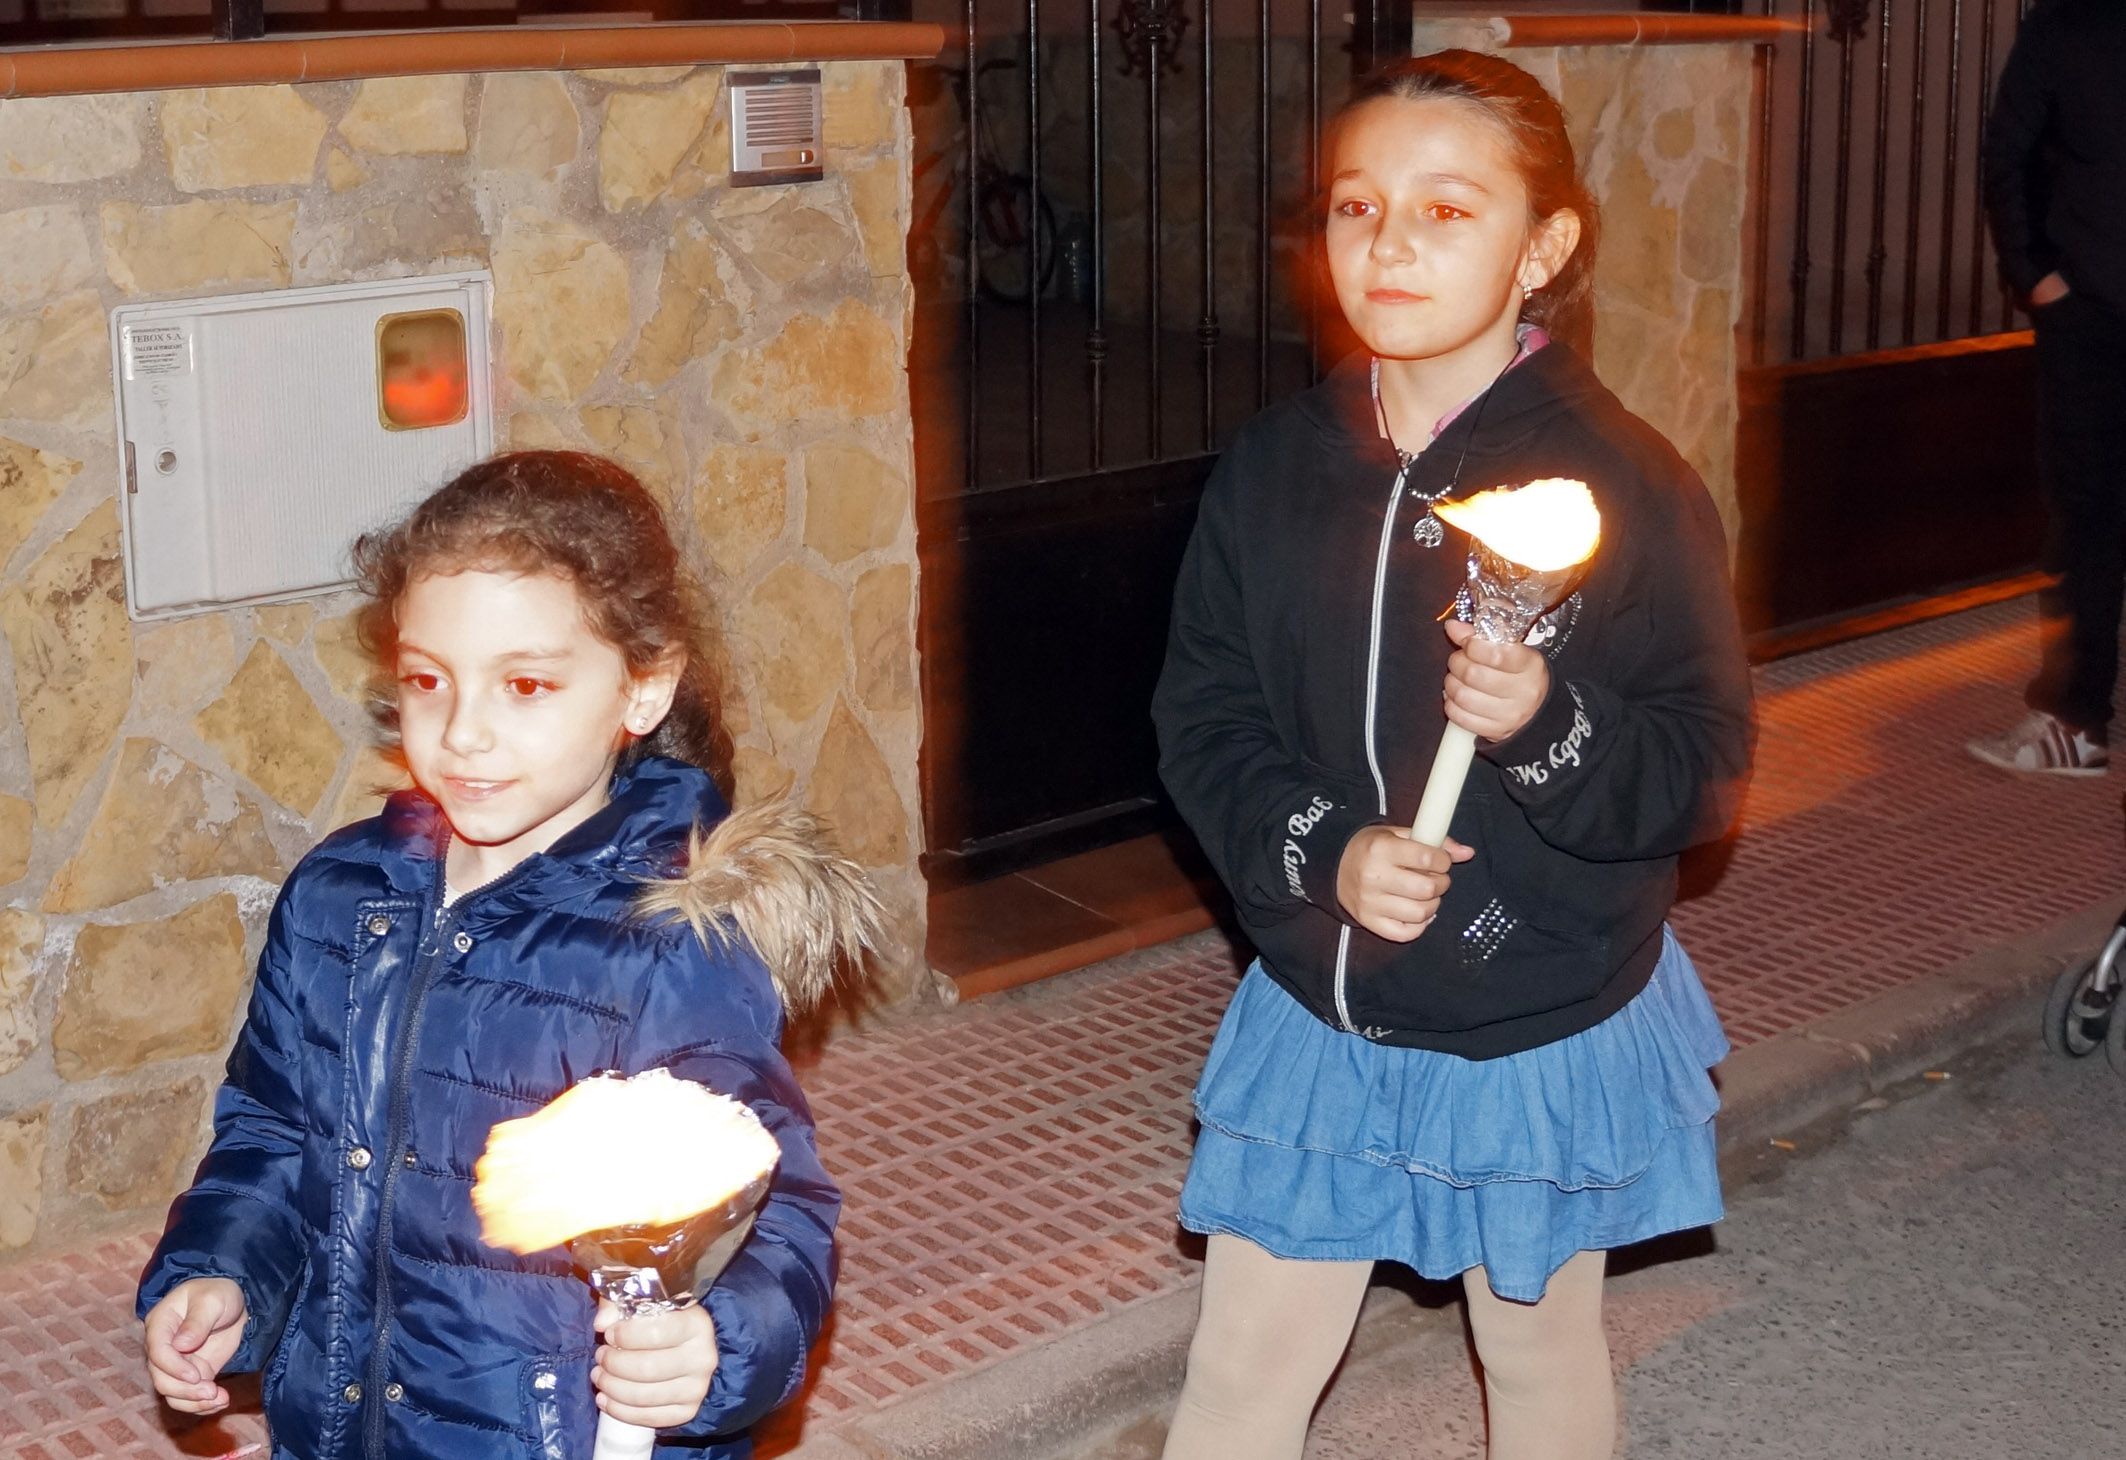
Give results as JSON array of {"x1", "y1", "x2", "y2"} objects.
[
  {"x1": 1335, "y1": 50, "x2": 1602, "y2": 351},
  {"x1": 352, "y1": 451, "x2": 734, "y2": 795}
]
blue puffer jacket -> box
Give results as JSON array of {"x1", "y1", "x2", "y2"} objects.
[{"x1": 138, "y1": 758, "x2": 878, "y2": 1460}]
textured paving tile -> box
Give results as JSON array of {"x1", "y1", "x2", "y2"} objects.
[
  {"x1": 0, "y1": 1234, "x2": 266, "y2": 1460},
  {"x1": 3, "y1": 595, "x2": 2115, "y2": 1459}
]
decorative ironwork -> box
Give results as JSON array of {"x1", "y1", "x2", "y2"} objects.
[
  {"x1": 1828, "y1": 0, "x2": 1873, "y2": 43},
  {"x1": 1763, "y1": 0, "x2": 2029, "y2": 363},
  {"x1": 1115, "y1": 0, "x2": 1189, "y2": 78}
]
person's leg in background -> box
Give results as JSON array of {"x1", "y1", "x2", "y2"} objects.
[
  {"x1": 1161, "y1": 1234, "x2": 1374, "y2": 1460},
  {"x1": 1463, "y1": 1249, "x2": 1615, "y2": 1460},
  {"x1": 2028, "y1": 294, "x2": 2126, "y2": 738},
  {"x1": 1973, "y1": 292, "x2": 2126, "y2": 774}
]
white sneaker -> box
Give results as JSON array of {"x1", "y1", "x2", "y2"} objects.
[{"x1": 1966, "y1": 711, "x2": 2109, "y2": 777}]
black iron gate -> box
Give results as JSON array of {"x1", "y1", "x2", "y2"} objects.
[
  {"x1": 1747, "y1": 0, "x2": 2034, "y2": 363},
  {"x1": 1734, "y1": 0, "x2": 2045, "y2": 639},
  {"x1": 913, "y1": 0, "x2": 1401, "y2": 883}
]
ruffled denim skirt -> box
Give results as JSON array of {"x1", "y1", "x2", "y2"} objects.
[{"x1": 1179, "y1": 928, "x2": 1729, "y2": 1302}]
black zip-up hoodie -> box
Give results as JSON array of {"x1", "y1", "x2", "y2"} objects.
[{"x1": 1152, "y1": 343, "x2": 1755, "y2": 1059}]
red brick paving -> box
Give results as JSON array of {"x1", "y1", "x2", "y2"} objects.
[{"x1": 2, "y1": 595, "x2": 2115, "y2": 1459}]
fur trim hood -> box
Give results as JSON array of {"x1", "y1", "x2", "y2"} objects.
[{"x1": 636, "y1": 796, "x2": 889, "y2": 1015}]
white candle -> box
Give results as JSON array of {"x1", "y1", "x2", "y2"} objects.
[
  {"x1": 594, "y1": 1415, "x2": 659, "y2": 1460},
  {"x1": 1411, "y1": 724, "x2": 1480, "y2": 848}
]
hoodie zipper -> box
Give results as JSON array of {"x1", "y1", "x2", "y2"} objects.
[
  {"x1": 363, "y1": 843, "x2": 540, "y2": 1459},
  {"x1": 1332, "y1": 459, "x2": 1411, "y2": 1036}
]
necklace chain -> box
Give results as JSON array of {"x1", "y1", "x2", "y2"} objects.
[{"x1": 1377, "y1": 361, "x2": 1462, "y2": 516}]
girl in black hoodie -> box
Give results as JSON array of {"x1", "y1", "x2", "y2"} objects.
[{"x1": 1152, "y1": 53, "x2": 1754, "y2": 1460}]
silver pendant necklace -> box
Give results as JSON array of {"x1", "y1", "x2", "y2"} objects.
[
  {"x1": 1371, "y1": 352, "x2": 1515, "y2": 549},
  {"x1": 1409, "y1": 489, "x2": 1446, "y2": 548},
  {"x1": 1372, "y1": 357, "x2": 1451, "y2": 548}
]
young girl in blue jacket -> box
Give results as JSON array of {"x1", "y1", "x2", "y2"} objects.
[
  {"x1": 137, "y1": 451, "x2": 882, "y2": 1459},
  {"x1": 1151, "y1": 53, "x2": 1754, "y2": 1459}
]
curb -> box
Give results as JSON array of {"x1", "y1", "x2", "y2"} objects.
[
  {"x1": 1709, "y1": 902, "x2": 2113, "y2": 1151},
  {"x1": 787, "y1": 901, "x2": 2118, "y2": 1460}
]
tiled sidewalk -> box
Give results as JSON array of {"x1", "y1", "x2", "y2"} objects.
[{"x1": 2, "y1": 595, "x2": 2118, "y2": 1460}]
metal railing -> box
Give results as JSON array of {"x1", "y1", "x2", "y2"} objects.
[
  {"x1": 1751, "y1": 0, "x2": 2031, "y2": 365},
  {"x1": 919, "y1": 0, "x2": 1365, "y2": 500}
]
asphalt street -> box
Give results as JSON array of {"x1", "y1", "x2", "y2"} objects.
[{"x1": 1069, "y1": 1020, "x2": 2126, "y2": 1459}]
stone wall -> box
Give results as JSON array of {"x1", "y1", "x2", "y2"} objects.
[
  {"x1": 1411, "y1": 19, "x2": 1756, "y2": 540},
  {"x1": 0, "y1": 61, "x2": 928, "y2": 1261}
]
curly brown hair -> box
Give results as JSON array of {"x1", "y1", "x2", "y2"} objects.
[
  {"x1": 1336, "y1": 50, "x2": 1602, "y2": 352},
  {"x1": 351, "y1": 451, "x2": 734, "y2": 794}
]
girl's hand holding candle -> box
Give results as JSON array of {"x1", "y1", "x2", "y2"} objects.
[
  {"x1": 1335, "y1": 828, "x2": 1475, "y2": 943},
  {"x1": 1443, "y1": 618, "x2": 1551, "y2": 742},
  {"x1": 1410, "y1": 479, "x2": 1602, "y2": 849},
  {"x1": 591, "y1": 1300, "x2": 719, "y2": 1430}
]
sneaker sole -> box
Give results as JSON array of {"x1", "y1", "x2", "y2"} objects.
[{"x1": 1965, "y1": 743, "x2": 2109, "y2": 778}]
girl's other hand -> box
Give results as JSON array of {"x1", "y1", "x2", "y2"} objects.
[
  {"x1": 1336, "y1": 825, "x2": 1474, "y2": 942},
  {"x1": 142, "y1": 1276, "x2": 247, "y2": 1415},
  {"x1": 592, "y1": 1298, "x2": 719, "y2": 1429},
  {"x1": 1443, "y1": 618, "x2": 1550, "y2": 742}
]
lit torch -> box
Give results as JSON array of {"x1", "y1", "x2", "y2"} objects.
[
  {"x1": 473, "y1": 1068, "x2": 784, "y2": 1460},
  {"x1": 1409, "y1": 478, "x2": 1603, "y2": 848}
]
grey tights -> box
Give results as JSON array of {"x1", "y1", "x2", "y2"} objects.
[{"x1": 1161, "y1": 1236, "x2": 1613, "y2": 1460}]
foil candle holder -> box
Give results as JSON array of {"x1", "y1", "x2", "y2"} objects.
[
  {"x1": 570, "y1": 1172, "x2": 773, "y2": 1318},
  {"x1": 474, "y1": 1070, "x2": 782, "y2": 1460},
  {"x1": 1409, "y1": 479, "x2": 1602, "y2": 849},
  {"x1": 1459, "y1": 538, "x2": 1591, "y2": 647}
]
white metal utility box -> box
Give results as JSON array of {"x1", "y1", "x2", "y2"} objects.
[{"x1": 110, "y1": 271, "x2": 495, "y2": 622}]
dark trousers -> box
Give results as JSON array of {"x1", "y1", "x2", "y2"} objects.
[{"x1": 2026, "y1": 290, "x2": 2126, "y2": 738}]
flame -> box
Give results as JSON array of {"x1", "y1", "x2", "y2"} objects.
[
  {"x1": 1432, "y1": 478, "x2": 1602, "y2": 573},
  {"x1": 473, "y1": 1069, "x2": 781, "y2": 1255}
]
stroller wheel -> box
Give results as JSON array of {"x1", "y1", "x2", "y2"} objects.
[
  {"x1": 2042, "y1": 958, "x2": 2116, "y2": 1059},
  {"x1": 2108, "y1": 978, "x2": 2126, "y2": 1079}
]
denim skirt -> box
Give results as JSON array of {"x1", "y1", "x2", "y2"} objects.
[{"x1": 1179, "y1": 928, "x2": 1729, "y2": 1303}]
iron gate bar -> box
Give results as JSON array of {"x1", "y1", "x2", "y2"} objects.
[
  {"x1": 1967, "y1": 0, "x2": 1994, "y2": 336},
  {"x1": 1147, "y1": 10, "x2": 1165, "y2": 457},
  {"x1": 2010, "y1": 0, "x2": 2032, "y2": 325},
  {"x1": 1864, "y1": 0, "x2": 1892, "y2": 349},
  {"x1": 212, "y1": 0, "x2": 263, "y2": 41},
  {"x1": 1996, "y1": 0, "x2": 2023, "y2": 332},
  {"x1": 964, "y1": 0, "x2": 982, "y2": 490},
  {"x1": 1753, "y1": 0, "x2": 1777, "y2": 363},
  {"x1": 1790, "y1": 0, "x2": 1818, "y2": 359},
  {"x1": 1901, "y1": 0, "x2": 1927, "y2": 345},
  {"x1": 1258, "y1": 0, "x2": 1272, "y2": 408},
  {"x1": 1826, "y1": 1, "x2": 1858, "y2": 355},
  {"x1": 1088, "y1": 0, "x2": 1108, "y2": 471},
  {"x1": 1198, "y1": 0, "x2": 1218, "y2": 452},
  {"x1": 1353, "y1": 0, "x2": 1411, "y2": 82},
  {"x1": 1936, "y1": 0, "x2": 1961, "y2": 338},
  {"x1": 1027, "y1": 0, "x2": 1045, "y2": 479}
]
